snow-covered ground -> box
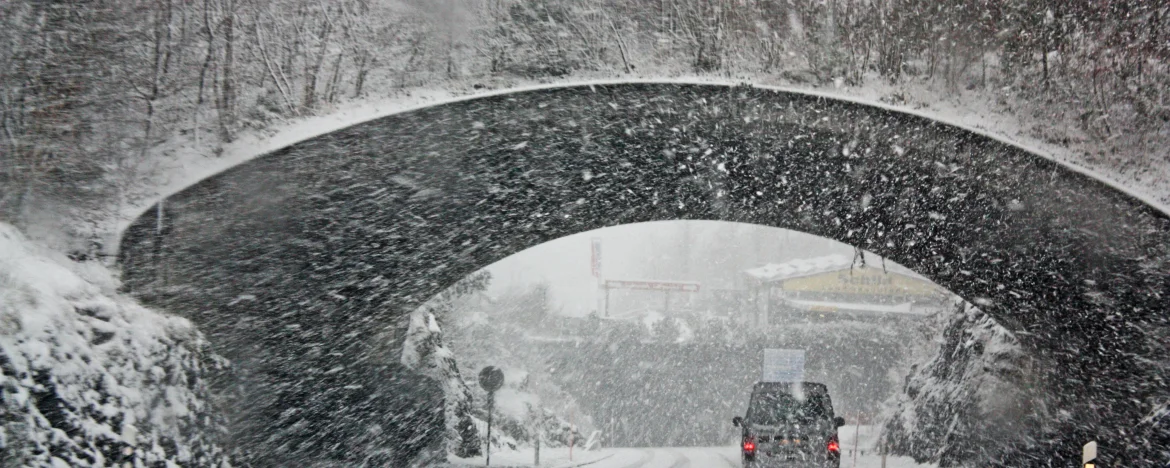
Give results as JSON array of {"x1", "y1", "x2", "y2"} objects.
[
  {"x1": 449, "y1": 446, "x2": 610, "y2": 467},
  {"x1": 448, "y1": 425, "x2": 929, "y2": 468},
  {"x1": 451, "y1": 445, "x2": 934, "y2": 468}
]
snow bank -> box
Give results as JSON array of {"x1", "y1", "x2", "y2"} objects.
[{"x1": 0, "y1": 223, "x2": 229, "y2": 467}]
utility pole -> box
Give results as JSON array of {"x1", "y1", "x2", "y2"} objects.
[
  {"x1": 604, "y1": 283, "x2": 610, "y2": 317},
  {"x1": 852, "y1": 415, "x2": 861, "y2": 468},
  {"x1": 593, "y1": 237, "x2": 604, "y2": 317}
]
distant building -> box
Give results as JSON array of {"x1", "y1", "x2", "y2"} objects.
[{"x1": 742, "y1": 254, "x2": 953, "y2": 327}]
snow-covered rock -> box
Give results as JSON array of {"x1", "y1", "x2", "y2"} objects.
[
  {"x1": 882, "y1": 303, "x2": 1049, "y2": 467},
  {"x1": 0, "y1": 223, "x2": 230, "y2": 467},
  {"x1": 402, "y1": 306, "x2": 482, "y2": 458}
]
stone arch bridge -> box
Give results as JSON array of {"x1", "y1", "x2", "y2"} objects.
[{"x1": 118, "y1": 83, "x2": 1169, "y2": 467}]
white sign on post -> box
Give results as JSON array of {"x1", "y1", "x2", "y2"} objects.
[
  {"x1": 1083, "y1": 441, "x2": 1097, "y2": 467},
  {"x1": 762, "y1": 349, "x2": 806, "y2": 382}
]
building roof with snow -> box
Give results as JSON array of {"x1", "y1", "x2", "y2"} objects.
[{"x1": 742, "y1": 253, "x2": 928, "y2": 284}]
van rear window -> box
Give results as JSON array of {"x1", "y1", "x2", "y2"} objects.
[{"x1": 747, "y1": 392, "x2": 830, "y2": 425}]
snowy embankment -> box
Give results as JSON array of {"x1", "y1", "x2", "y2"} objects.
[
  {"x1": 115, "y1": 73, "x2": 1170, "y2": 252},
  {"x1": 883, "y1": 303, "x2": 1045, "y2": 466},
  {"x1": 0, "y1": 223, "x2": 229, "y2": 467}
]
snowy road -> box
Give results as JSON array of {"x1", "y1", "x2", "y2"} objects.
[
  {"x1": 452, "y1": 446, "x2": 934, "y2": 468},
  {"x1": 452, "y1": 426, "x2": 934, "y2": 467},
  {"x1": 584, "y1": 447, "x2": 933, "y2": 468},
  {"x1": 583, "y1": 447, "x2": 739, "y2": 468}
]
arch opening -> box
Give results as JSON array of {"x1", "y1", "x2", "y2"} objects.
[
  {"x1": 398, "y1": 220, "x2": 1040, "y2": 468},
  {"x1": 116, "y1": 83, "x2": 1170, "y2": 467}
]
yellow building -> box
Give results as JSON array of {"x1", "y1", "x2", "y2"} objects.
[{"x1": 743, "y1": 254, "x2": 952, "y2": 326}]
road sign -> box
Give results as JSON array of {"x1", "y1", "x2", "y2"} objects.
[
  {"x1": 1083, "y1": 441, "x2": 1097, "y2": 468},
  {"x1": 604, "y1": 279, "x2": 700, "y2": 292},
  {"x1": 591, "y1": 238, "x2": 602, "y2": 278},
  {"x1": 762, "y1": 349, "x2": 805, "y2": 382},
  {"x1": 479, "y1": 366, "x2": 504, "y2": 392}
]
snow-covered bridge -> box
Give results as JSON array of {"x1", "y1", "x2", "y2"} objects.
[{"x1": 117, "y1": 83, "x2": 1169, "y2": 466}]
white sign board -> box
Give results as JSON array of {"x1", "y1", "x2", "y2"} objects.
[
  {"x1": 762, "y1": 349, "x2": 805, "y2": 382},
  {"x1": 1083, "y1": 441, "x2": 1097, "y2": 464},
  {"x1": 605, "y1": 279, "x2": 700, "y2": 292}
]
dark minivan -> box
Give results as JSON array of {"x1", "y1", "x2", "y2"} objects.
[{"x1": 732, "y1": 382, "x2": 844, "y2": 468}]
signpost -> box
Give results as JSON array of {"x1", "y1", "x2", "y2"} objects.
[
  {"x1": 761, "y1": 349, "x2": 806, "y2": 382},
  {"x1": 591, "y1": 238, "x2": 602, "y2": 278},
  {"x1": 1083, "y1": 441, "x2": 1097, "y2": 468},
  {"x1": 592, "y1": 238, "x2": 603, "y2": 317},
  {"x1": 478, "y1": 366, "x2": 505, "y2": 466}
]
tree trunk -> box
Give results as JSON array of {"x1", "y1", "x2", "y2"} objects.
[
  {"x1": 303, "y1": 17, "x2": 332, "y2": 110},
  {"x1": 609, "y1": 19, "x2": 632, "y2": 73},
  {"x1": 218, "y1": 0, "x2": 236, "y2": 140},
  {"x1": 353, "y1": 52, "x2": 369, "y2": 98},
  {"x1": 325, "y1": 51, "x2": 345, "y2": 104},
  {"x1": 1041, "y1": 36, "x2": 1049, "y2": 90}
]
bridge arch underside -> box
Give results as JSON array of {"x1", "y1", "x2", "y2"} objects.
[{"x1": 119, "y1": 84, "x2": 1169, "y2": 466}]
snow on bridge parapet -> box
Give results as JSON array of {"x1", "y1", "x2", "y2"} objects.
[
  {"x1": 743, "y1": 253, "x2": 927, "y2": 284},
  {"x1": 113, "y1": 78, "x2": 1170, "y2": 255}
]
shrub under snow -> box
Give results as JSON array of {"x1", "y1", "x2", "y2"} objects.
[{"x1": 0, "y1": 223, "x2": 230, "y2": 467}]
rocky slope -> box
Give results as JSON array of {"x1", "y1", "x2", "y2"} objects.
[{"x1": 0, "y1": 223, "x2": 231, "y2": 467}]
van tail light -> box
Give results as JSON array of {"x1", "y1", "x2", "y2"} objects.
[{"x1": 827, "y1": 436, "x2": 840, "y2": 453}]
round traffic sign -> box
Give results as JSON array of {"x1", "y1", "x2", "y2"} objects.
[{"x1": 479, "y1": 366, "x2": 505, "y2": 392}]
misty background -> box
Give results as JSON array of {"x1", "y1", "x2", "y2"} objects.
[
  {"x1": 429, "y1": 221, "x2": 941, "y2": 448},
  {"x1": 487, "y1": 221, "x2": 849, "y2": 317}
]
